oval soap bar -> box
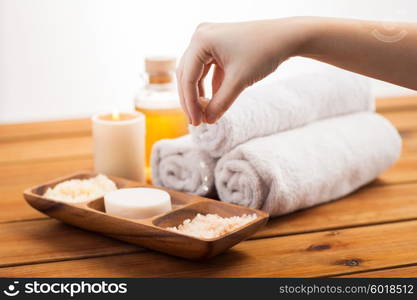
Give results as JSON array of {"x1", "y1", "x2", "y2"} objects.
[{"x1": 104, "y1": 188, "x2": 171, "y2": 219}]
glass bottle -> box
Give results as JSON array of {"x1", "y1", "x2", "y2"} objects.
[{"x1": 135, "y1": 57, "x2": 188, "y2": 180}]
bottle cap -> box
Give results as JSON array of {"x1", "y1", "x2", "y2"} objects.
[{"x1": 145, "y1": 57, "x2": 176, "y2": 74}]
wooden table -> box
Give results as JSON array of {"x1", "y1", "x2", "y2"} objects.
[{"x1": 2, "y1": 96, "x2": 417, "y2": 278}]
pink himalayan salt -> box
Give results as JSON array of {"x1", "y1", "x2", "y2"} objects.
[{"x1": 167, "y1": 213, "x2": 257, "y2": 239}]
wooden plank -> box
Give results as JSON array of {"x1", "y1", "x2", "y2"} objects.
[
  {"x1": 377, "y1": 155, "x2": 417, "y2": 186},
  {"x1": 0, "y1": 219, "x2": 140, "y2": 268},
  {"x1": 0, "y1": 136, "x2": 92, "y2": 165},
  {"x1": 1, "y1": 120, "x2": 414, "y2": 224},
  {"x1": 1, "y1": 185, "x2": 46, "y2": 221},
  {"x1": 1, "y1": 145, "x2": 417, "y2": 231},
  {"x1": 1, "y1": 151, "x2": 417, "y2": 231},
  {"x1": 0, "y1": 124, "x2": 413, "y2": 187},
  {"x1": 0, "y1": 123, "x2": 414, "y2": 180},
  {"x1": 339, "y1": 265, "x2": 417, "y2": 277},
  {"x1": 254, "y1": 181, "x2": 417, "y2": 239},
  {"x1": 376, "y1": 95, "x2": 417, "y2": 113},
  {"x1": 0, "y1": 126, "x2": 417, "y2": 228},
  {"x1": 382, "y1": 110, "x2": 417, "y2": 132},
  {"x1": 0, "y1": 158, "x2": 93, "y2": 222},
  {"x1": 0, "y1": 97, "x2": 413, "y2": 144},
  {"x1": 0, "y1": 106, "x2": 415, "y2": 167},
  {"x1": 400, "y1": 130, "x2": 417, "y2": 155},
  {"x1": 0, "y1": 96, "x2": 414, "y2": 142},
  {"x1": 4, "y1": 128, "x2": 417, "y2": 184},
  {"x1": 0, "y1": 156, "x2": 92, "y2": 188},
  {"x1": 0, "y1": 119, "x2": 91, "y2": 143},
  {"x1": 2, "y1": 220, "x2": 417, "y2": 277},
  {"x1": 2, "y1": 181, "x2": 417, "y2": 268}
]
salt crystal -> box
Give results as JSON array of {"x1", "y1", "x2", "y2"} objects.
[{"x1": 167, "y1": 213, "x2": 257, "y2": 239}]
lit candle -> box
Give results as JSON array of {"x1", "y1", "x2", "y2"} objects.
[{"x1": 92, "y1": 111, "x2": 146, "y2": 182}]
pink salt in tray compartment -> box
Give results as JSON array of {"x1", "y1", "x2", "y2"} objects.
[{"x1": 23, "y1": 171, "x2": 269, "y2": 260}]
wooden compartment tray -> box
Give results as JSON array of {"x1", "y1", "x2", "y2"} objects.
[{"x1": 23, "y1": 172, "x2": 269, "y2": 260}]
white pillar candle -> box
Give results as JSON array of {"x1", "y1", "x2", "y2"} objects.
[
  {"x1": 104, "y1": 188, "x2": 172, "y2": 219},
  {"x1": 92, "y1": 111, "x2": 145, "y2": 182}
]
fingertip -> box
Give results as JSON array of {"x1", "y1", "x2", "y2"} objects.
[
  {"x1": 205, "y1": 117, "x2": 217, "y2": 124},
  {"x1": 186, "y1": 114, "x2": 192, "y2": 125},
  {"x1": 204, "y1": 75, "x2": 244, "y2": 124},
  {"x1": 204, "y1": 106, "x2": 219, "y2": 124},
  {"x1": 193, "y1": 111, "x2": 203, "y2": 126}
]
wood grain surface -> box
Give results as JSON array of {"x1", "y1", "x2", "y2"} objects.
[
  {"x1": 339, "y1": 265, "x2": 417, "y2": 278},
  {"x1": 0, "y1": 118, "x2": 91, "y2": 143},
  {"x1": 0, "y1": 136, "x2": 92, "y2": 165},
  {"x1": 0, "y1": 219, "x2": 140, "y2": 267},
  {"x1": 2, "y1": 220, "x2": 417, "y2": 277},
  {"x1": 1, "y1": 96, "x2": 417, "y2": 277}
]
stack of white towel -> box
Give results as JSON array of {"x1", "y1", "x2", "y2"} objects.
[{"x1": 151, "y1": 68, "x2": 401, "y2": 217}]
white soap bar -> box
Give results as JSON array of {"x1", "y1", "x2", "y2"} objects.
[{"x1": 104, "y1": 188, "x2": 171, "y2": 219}]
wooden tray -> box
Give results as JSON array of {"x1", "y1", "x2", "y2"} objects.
[{"x1": 23, "y1": 171, "x2": 269, "y2": 260}]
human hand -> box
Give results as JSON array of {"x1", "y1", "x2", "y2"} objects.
[
  {"x1": 178, "y1": 17, "x2": 417, "y2": 126},
  {"x1": 176, "y1": 17, "x2": 310, "y2": 125}
]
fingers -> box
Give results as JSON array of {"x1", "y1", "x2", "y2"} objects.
[
  {"x1": 205, "y1": 72, "x2": 244, "y2": 124},
  {"x1": 176, "y1": 57, "x2": 191, "y2": 124},
  {"x1": 211, "y1": 64, "x2": 224, "y2": 95},
  {"x1": 181, "y1": 54, "x2": 204, "y2": 126},
  {"x1": 197, "y1": 78, "x2": 205, "y2": 98},
  {"x1": 198, "y1": 63, "x2": 212, "y2": 99},
  {"x1": 178, "y1": 53, "x2": 243, "y2": 125}
]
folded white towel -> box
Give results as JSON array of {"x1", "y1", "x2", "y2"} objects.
[
  {"x1": 151, "y1": 135, "x2": 217, "y2": 196},
  {"x1": 190, "y1": 69, "x2": 374, "y2": 158},
  {"x1": 215, "y1": 113, "x2": 401, "y2": 216}
]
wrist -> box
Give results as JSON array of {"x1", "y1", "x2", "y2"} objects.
[{"x1": 287, "y1": 16, "x2": 324, "y2": 58}]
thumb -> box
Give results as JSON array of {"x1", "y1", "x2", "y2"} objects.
[{"x1": 205, "y1": 74, "x2": 244, "y2": 123}]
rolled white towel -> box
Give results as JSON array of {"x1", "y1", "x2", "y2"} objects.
[
  {"x1": 151, "y1": 135, "x2": 217, "y2": 196},
  {"x1": 215, "y1": 113, "x2": 401, "y2": 217},
  {"x1": 190, "y1": 68, "x2": 374, "y2": 158}
]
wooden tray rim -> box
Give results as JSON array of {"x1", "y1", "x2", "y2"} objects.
[{"x1": 23, "y1": 171, "x2": 269, "y2": 243}]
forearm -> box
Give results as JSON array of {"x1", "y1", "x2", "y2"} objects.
[
  {"x1": 292, "y1": 17, "x2": 417, "y2": 90},
  {"x1": 178, "y1": 17, "x2": 417, "y2": 125}
]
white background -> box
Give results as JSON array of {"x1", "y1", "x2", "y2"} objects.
[{"x1": 1, "y1": 0, "x2": 417, "y2": 123}]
